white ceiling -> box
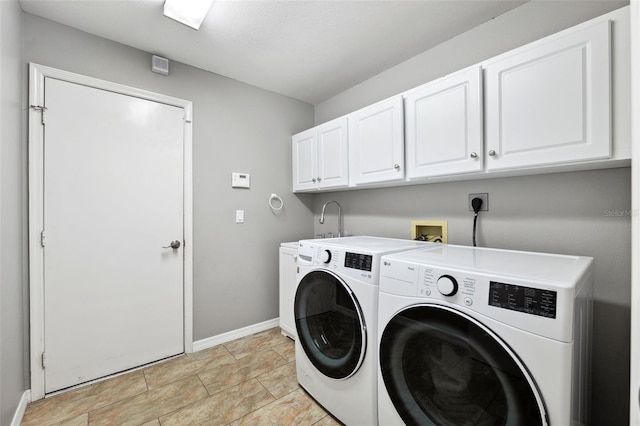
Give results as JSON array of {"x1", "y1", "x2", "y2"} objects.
[{"x1": 19, "y1": 0, "x2": 528, "y2": 105}]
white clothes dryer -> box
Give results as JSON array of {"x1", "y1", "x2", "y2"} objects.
[
  {"x1": 294, "y1": 236, "x2": 428, "y2": 426},
  {"x1": 377, "y1": 244, "x2": 593, "y2": 426}
]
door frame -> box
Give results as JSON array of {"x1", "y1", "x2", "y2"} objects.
[{"x1": 28, "y1": 63, "x2": 194, "y2": 401}]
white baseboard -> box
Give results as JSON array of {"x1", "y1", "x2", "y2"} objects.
[
  {"x1": 192, "y1": 318, "x2": 280, "y2": 353},
  {"x1": 11, "y1": 390, "x2": 31, "y2": 426}
]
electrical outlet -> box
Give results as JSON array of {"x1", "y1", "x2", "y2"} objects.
[{"x1": 468, "y1": 193, "x2": 489, "y2": 211}]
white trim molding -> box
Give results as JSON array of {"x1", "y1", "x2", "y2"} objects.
[
  {"x1": 630, "y1": 1, "x2": 640, "y2": 423},
  {"x1": 27, "y1": 63, "x2": 194, "y2": 401},
  {"x1": 193, "y1": 319, "x2": 280, "y2": 353},
  {"x1": 10, "y1": 390, "x2": 31, "y2": 426}
]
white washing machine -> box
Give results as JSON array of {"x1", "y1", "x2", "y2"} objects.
[
  {"x1": 294, "y1": 236, "x2": 428, "y2": 426},
  {"x1": 377, "y1": 244, "x2": 593, "y2": 426}
]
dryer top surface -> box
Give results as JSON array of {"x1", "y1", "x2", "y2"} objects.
[{"x1": 382, "y1": 244, "x2": 593, "y2": 287}]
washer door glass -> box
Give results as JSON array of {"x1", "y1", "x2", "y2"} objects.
[
  {"x1": 294, "y1": 270, "x2": 366, "y2": 379},
  {"x1": 379, "y1": 305, "x2": 546, "y2": 426}
]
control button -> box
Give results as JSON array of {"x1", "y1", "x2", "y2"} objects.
[
  {"x1": 425, "y1": 288, "x2": 431, "y2": 296},
  {"x1": 320, "y1": 249, "x2": 332, "y2": 264},
  {"x1": 464, "y1": 297, "x2": 473, "y2": 306},
  {"x1": 436, "y1": 275, "x2": 458, "y2": 297}
]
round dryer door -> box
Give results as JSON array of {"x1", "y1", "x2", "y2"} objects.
[
  {"x1": 294, "y1": 270, "x2": 366, "y2": 380},
  {"x1": 379, "y1": 305, "x2": 546, "y2": 426}
]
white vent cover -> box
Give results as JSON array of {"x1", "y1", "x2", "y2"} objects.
[{"x1": 152, "y1": 55, "x2": 169, "y2": 75}]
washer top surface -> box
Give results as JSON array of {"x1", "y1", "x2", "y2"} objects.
[
  {"x1": 304, "y1": 236, "x2": 429, "y2": 254},
  {"x1": 384, "y1": 244, "x2": 593, "y2": 287}
]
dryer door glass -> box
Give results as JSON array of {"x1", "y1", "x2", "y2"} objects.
[
  {"x1": 294, "y1": 270, "x2": 366, "y2": 379},
  {"x1": 379, "y1": 305, "x2": 545, "y2": 426}
]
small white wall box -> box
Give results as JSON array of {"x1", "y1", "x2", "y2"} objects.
[
  {"x1": 231, "y1": 172, "x2": 251, "y2": 188},
  {"x1": 152, "y1": 55, "x2": 169, "y2": 75}
]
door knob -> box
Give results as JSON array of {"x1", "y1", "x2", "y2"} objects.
[{"x1": 163, "y1": 240, "x2": 181, "y2": 249}]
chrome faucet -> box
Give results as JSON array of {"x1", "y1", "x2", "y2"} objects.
[{"x1": 319, "y1": 200, "x2": 342, "y2": 237}]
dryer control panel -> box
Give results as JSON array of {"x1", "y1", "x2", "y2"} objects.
[
  {"x1": 419, "y1": 265, "x2": 478, "y2": 309},
  {"x1": 489, "y1": 282, "x2": 557, "y2": 319},
  {"x1": 378, "y1": 249, "x2": 588, "y2": 343}
]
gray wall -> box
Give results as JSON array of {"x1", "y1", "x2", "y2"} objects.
[
  {"x1": 1, "y1": 0, "x2": 26, "y2": 424},
  {"x1": 313, "y1": 1, "x2": 631, "y2": 424},
  {"x1": 22, "y1": 15, "x2": 315, "y2": 340}
]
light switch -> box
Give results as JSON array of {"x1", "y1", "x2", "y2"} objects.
[{"x1": 236, "y1": 210, "x2": 245, "y2": 223}]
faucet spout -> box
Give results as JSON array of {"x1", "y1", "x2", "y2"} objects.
[{"x1": 319, "y1": 200, "x2": 342, "y2": 237}]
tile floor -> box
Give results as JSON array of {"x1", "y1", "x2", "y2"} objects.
[{"x1": 22, "y1": 328, "x2": 342, "y2": 426}]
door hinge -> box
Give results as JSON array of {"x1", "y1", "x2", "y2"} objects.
[
  {"x1": 40, "y1": 230, "x2": 46, "y2": 247},
  {"x1": 30, "y1": 105, "x2": 47, "y2": 125},
  {"x1": 41, "y1": 352, "x2": 46, "y2": 369}
]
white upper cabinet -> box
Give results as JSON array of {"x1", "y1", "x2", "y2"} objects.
[
  {"x1": 349, "y1": 96, "x2": 404, "y2": 186},
  {"x1": 317, "y1": 118, "x2": 349, "y2": 189},
  {"x1": 485, "y1": 20, "x2": 611, "y2": 171},
  {"x1": 405, "y1": 67, "x2": 483, "y2": 179},
  {"x1": 292, "y1": 117, "x2": 348, "y2": 192},
  {"x1": 292, "y1": 128, "x2": 318, "y2": 191},
  {"x1": 291, "y1": 9, "x2": 627, "y2": 193}
]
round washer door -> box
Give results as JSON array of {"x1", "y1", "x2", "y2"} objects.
[
  {"x1": 379, "y1": 305, "x2": 547, "y2": 426},
  {"x1": 294, "y1": 270, "x2": 366, "y2": 380}
]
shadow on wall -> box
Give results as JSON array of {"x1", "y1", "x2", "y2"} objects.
[{"x1": 591, "y1": 300, "x2": 630, "y2": 425}]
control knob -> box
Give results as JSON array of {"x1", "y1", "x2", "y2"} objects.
[
  {"x1": 437, "y1": 275, "x2": 458, "y2": 297},
  {"x1": 320, "y1": 249, "x2": 332, "y2": 264}
]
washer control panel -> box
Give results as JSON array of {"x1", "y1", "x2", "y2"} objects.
[{"x1": 297, "y1": 241, "x2": 377, "y2": 284}]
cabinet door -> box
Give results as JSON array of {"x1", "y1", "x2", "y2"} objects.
[
  {"x1": 317, "y1": 117, "x2": 349, "y2": 189},
  {"x1": 405, "y1": 67, "x2": 483, "y2": 179},
  {"x1": 278, "y1": 247, "x2": 297, "y2": 340},
  {"x1": 349, "y1": 96, "x2": 404, "y2": 185},
  {"x1": 292, "y1": 128, "x2": 317, "y2": 191},
  {"x1": 485, "y1": 20, "x2": 611, "y2": 171}
]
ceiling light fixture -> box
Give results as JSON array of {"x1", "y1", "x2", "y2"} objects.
[{"x1": 163, "y1": 0, "x2": 214, "y2": 30}]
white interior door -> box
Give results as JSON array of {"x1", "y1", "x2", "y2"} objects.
[{"x1": 43, "y1": 77, "x2": 185, "y2": 393}]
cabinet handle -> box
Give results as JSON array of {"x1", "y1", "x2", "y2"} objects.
[
  {"x1": 470, "y1": 152, "x2": 478, "y2": 158},
  {"x1": 394, "y1": 164, "x2": 401, "y2": 171},
  {"x1": 317, "y1": 177, "x2": 322, "y2": 182},
  {"x1": 488, "y1": 150, "x2": 497, "y2": 157},
  {"x1": 312, "y1": 178, "x2": 317, "y2": 183}
]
